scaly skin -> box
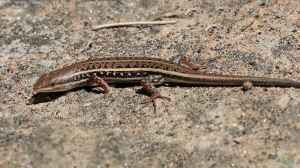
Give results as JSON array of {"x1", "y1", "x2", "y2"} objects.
[{"x1": 32, "y1": 57, "x2": 300, "y2": 104}]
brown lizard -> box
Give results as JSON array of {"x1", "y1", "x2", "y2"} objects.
[{"x1": 32, "y1": 57, "x2": 300, "y2": 106}]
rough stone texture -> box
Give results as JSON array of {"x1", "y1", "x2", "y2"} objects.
[{"x1": 1, "y1": 0, "x2": 300, "y2": 167}]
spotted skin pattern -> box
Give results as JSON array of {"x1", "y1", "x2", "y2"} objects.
[{"x1": 33, "y1": 57, "x2": 300, "y2": 106}]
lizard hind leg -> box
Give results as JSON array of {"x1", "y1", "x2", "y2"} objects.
[
  {"x1": 86, "y1": 74, "x2": 110, "y2": 94},
  {"x1": 139, "y1": 75, "x2": 171, "y2": 109},
  {"x1": 178, "y1": 56, "x2": 201, "y2": 71},
  {"x1": 172, "y1": 56, "x2": 208, "y2": 72},
  {"x1": 242, "y1": 80, "x2": 253, "y2": 91}
]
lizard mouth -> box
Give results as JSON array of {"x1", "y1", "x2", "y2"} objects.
[
  {"x1": 33, "y1": 79, "x2": 89, "y2": 95},
  {"x1": 33, "y1": 74, "x2": 49, "y2": 94}
]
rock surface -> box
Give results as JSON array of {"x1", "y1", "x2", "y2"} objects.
[{"x1": 1, "y1": 0, "x2": 300, "y2": 167}]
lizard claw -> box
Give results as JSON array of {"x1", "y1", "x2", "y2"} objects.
[
  {"x1": 142, "y1": 93, "x2": 171, "y2": 112},
  {"x1": 139, "y1": 80, "x2": 171, "y2": 111},
  {"x1": 142, "y1": 93, "x2": 171, "y2": 104}
]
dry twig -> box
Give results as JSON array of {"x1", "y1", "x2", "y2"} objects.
[{"x1": 92, "y1": 20, "x2": 177, "y2": 30}]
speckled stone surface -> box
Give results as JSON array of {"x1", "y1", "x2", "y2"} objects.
[{"x1": 1, "y1": 0, "x2": 300, "y2": 167}]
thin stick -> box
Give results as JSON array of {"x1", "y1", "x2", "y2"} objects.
[{"x1": 92, "y1": 20, "x2": 177, "y2": 30}]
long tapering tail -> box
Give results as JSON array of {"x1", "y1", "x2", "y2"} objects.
[{"x1": 165, "y1": 73, "x2": 300, "y2": 88}]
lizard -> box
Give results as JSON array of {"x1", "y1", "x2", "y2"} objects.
[{"x1": 32, "y1": 57, "x2": 300, "y2": 106}]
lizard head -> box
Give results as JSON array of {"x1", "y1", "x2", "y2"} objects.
[{"x1": 33, "y1": 66, "x2": 77, "y2": 95}]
